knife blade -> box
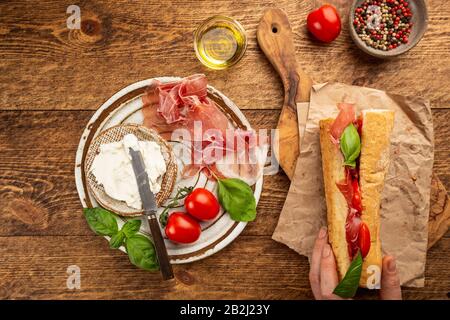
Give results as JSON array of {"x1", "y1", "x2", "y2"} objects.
[{"x1": 127, "y1": 145, "x2": 174, "y2": 280}]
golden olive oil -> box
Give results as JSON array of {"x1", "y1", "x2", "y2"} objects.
[{"x1": 194, "y1": 16, "x2": 247, "y2": 70}]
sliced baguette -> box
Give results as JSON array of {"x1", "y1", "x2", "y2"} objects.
[{"x1": 319, "y1": 110, "x2": 394, "y2": 288}]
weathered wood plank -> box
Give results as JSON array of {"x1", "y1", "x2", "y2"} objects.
[
  {"x1": 0, "y1": 234, "x2": 447, "y2": 300},
  {"x1": 0, "y1": 0, "x2": 449, "y2": 111},
  {"x1": 0, "y1": 110, "x2": 448, "y2": 238},
  {"x1": 0, "y1": 235, "x2": 311, "y2": 299}
]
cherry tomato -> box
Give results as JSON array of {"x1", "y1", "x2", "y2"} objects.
[
  {"x1": 358, "y1": 222, "x2": 371, "y2": 259},
  {"x1": 165, "y1": 212, "x2": 201, "y2": 244},
  {"x1": 307, "y1": 5, "x2": 341, "y2": 43},
  {"x1": 184, "y1": 188, "x2": 220, "y2": 221},
  {"x1": 351, "y1": 179, "x2": 363, "y2": 213}
]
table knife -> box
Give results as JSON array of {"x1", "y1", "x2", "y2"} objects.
[{"x1": 127, "y1": 144, "x2": 174, "y2": 280}]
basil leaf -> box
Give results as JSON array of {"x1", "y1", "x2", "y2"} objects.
[
  {"x1": 121, "y1": 219, "x2": 141, "y2": 238},
  {"x1": 340, "y1": 124, "x2": 361, "y2": 168},
  {"x1": 109, "y1": 231, "x2": 125, "y2": 249},
  {"x1": 83, "y1": 207, "x2": 118, "y2": 236},
  {"x1": 125, "y1": 235, "x2": 159, "y2": 271},
  {"x1": 333, "y1": 251, "x2": 363, "y2": 298},
  {"x1": 217, "y1": 178, "x2": 256, "y2": 222}
]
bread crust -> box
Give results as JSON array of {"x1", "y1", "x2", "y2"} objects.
[
  {"x1": 319, "y1": 110, "x2": 394, "y2": 288},
  {"x1": 359, "y1": 110, "x2": 394, "y2": 287},
  {"x1": 319, "y1": 119, "x2": 350, "y2": 280}
]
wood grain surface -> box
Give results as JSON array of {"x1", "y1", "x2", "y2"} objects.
[{"x1": 0, "y1": 0, "x2": 449, "y2": 299}]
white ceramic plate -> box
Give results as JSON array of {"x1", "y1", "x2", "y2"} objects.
[{"x1": 74, "y1": 77, "x2": 263, "y2": 264}]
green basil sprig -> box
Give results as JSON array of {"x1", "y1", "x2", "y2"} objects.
[
  {"x1": 109, "y1": 231, "x2": 126, "y2": 249},
  {"x1": 109, "y1": 219, "x2": 141, "y2": 249},
  {"x1": 217, "y1": 178, "x2": 256, "y2": 222},
  {"x1": 121, "y1": 219, "x2": 141, "y2": 238},
  {"x1": 340, "y1": 124, "x2": 361, "y2": 168},
  {"x1": 333, "y1": 251, "x2": 363, "y2": 298},
  {"x1": 83, "y1": 208, "x2": 158, "y2": 271}
]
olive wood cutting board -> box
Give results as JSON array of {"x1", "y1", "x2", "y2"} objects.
[{"x1": 257, "y1": 8, "x2": 449, "y2": 248}]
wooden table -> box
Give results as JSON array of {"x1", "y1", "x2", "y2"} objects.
[{"x1": 0, "y1": 0, "x2": 448, "y2": 300}]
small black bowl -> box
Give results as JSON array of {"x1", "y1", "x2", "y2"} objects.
[{"x1": 349, "y1": 0, "x2": 428, "y2": 58}]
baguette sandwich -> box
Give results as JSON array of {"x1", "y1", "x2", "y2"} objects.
[{"x1": 319, "y1": 103, "x2": 394, "y2": 289}]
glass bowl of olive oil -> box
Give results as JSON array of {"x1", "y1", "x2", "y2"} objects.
[{"x1": 194, "y1": 15, "x2": 247, "y2": 70}]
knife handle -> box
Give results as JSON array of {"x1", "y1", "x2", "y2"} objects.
[{"x1": 148, "y1": 215, "x2": 174, "y2": 280}]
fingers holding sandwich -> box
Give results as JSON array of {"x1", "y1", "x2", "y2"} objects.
[
  {"x1": 310, "y1": 228, "x2": 403, "y2": 300},
  {"x1": 380, "y1": 255, "x2": 402, "y2": 300},
  {"x1": 310, "y1": 227, "x2": 328, "y2": 298},
  {"x1": 310, "y1": 227, "x2": 342, "y2": 300}
]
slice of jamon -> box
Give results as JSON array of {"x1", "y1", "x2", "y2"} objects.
[
  {"x1": 337, "y1": 168, "x2": 363, "y2": 259},
  {"x1": 182, "y1": 151, "x2": 266, "y2": 186},
  {"x1": 157, "y1": 74, "x2": 211, "y2": 124},
  {"x1": 214, "y1": 129, "x2": 268, "y2": 185},
  {"x1": 181, "y1": 163, "x2": 227, "y2": 181},
  {"x1": 181, "y1": 129, "x2": 268, "y2": 186},
  {"x1": 141, "y1": 75, "x2": 266, "y2": 186},
  {"x1": 330, "y1": 103, "x2": 356, "y2": 143},
  {"x1": 345, "y1": 208, "x2": 361, "y2": 259},
  {"x1": 214, "y1": 148, "x2": 267, "y2": 186},
  {"x1": 336, "y1": 168, "x2": 353, "y2": 208},
  {"x1": 142, "y1": 74, "x2": 229, "y2": 139},
  {"x1": 142, "y1": 99, "x2": 180, "y2": 140}
]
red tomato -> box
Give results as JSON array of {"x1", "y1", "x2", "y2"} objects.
[
  {"x1": 165, "y1": 212, "x2": 201, "y2": 244},
  {"x1": 307, "y1": 5, "x2": 341, "y2": 43},
  {"x1": 184, "y1": 188, "x2": 220, "y2": 221},
  {"x1": 358, "y1": 222, "x2": 371, "y2": 259},
  {"x1": 356, "y1": 116, "x2": 363, "y2": 137},
  {"x1": 351, "y1": 179, "x2": 363, "y2": 213}
]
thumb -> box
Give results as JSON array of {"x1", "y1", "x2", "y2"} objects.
[{"x1": 380, "y1": 255, "x2": 402, "y2": 300}]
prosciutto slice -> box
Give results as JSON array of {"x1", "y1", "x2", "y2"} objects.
[
  {"x1": 142, "y1": 75, "x2": 266, "y2": 186},
  {"x1": 336, "y1": 163, "x2": 362, "y2": 259},
  {"x1": 345, "y1": 209, "x2": 361, "y2": 259},
  {"x1": 157, "y1": 74, "x2": 210, "y2": 123},
  {"x1": 142, "y1": 74, "x2": 229, "y2": 138},
  {"x1": 336, "y1": 168, "x2": 353, "y2": 207},
  {"x1": 212, "y1": 129, "x2": 268, "y2": 186},
  {"x1": 330, "y1": 103, "x2": 356, "y2": 143},
  {"x1": 180, "y1": 129, "x2": 268, "y2": 186}
]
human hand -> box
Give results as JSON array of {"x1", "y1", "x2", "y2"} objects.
[{"x1": 309, "y1": 227, "x2": 402, "y2": 300}]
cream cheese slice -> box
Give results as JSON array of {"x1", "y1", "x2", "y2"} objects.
[{"x1": 91, "y1": 134, "x2": 166, "y2": 210}]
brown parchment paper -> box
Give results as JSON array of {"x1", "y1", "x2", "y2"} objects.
[{"x1": 272, "y1": 82, "x2": 434, "y2": 287}]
